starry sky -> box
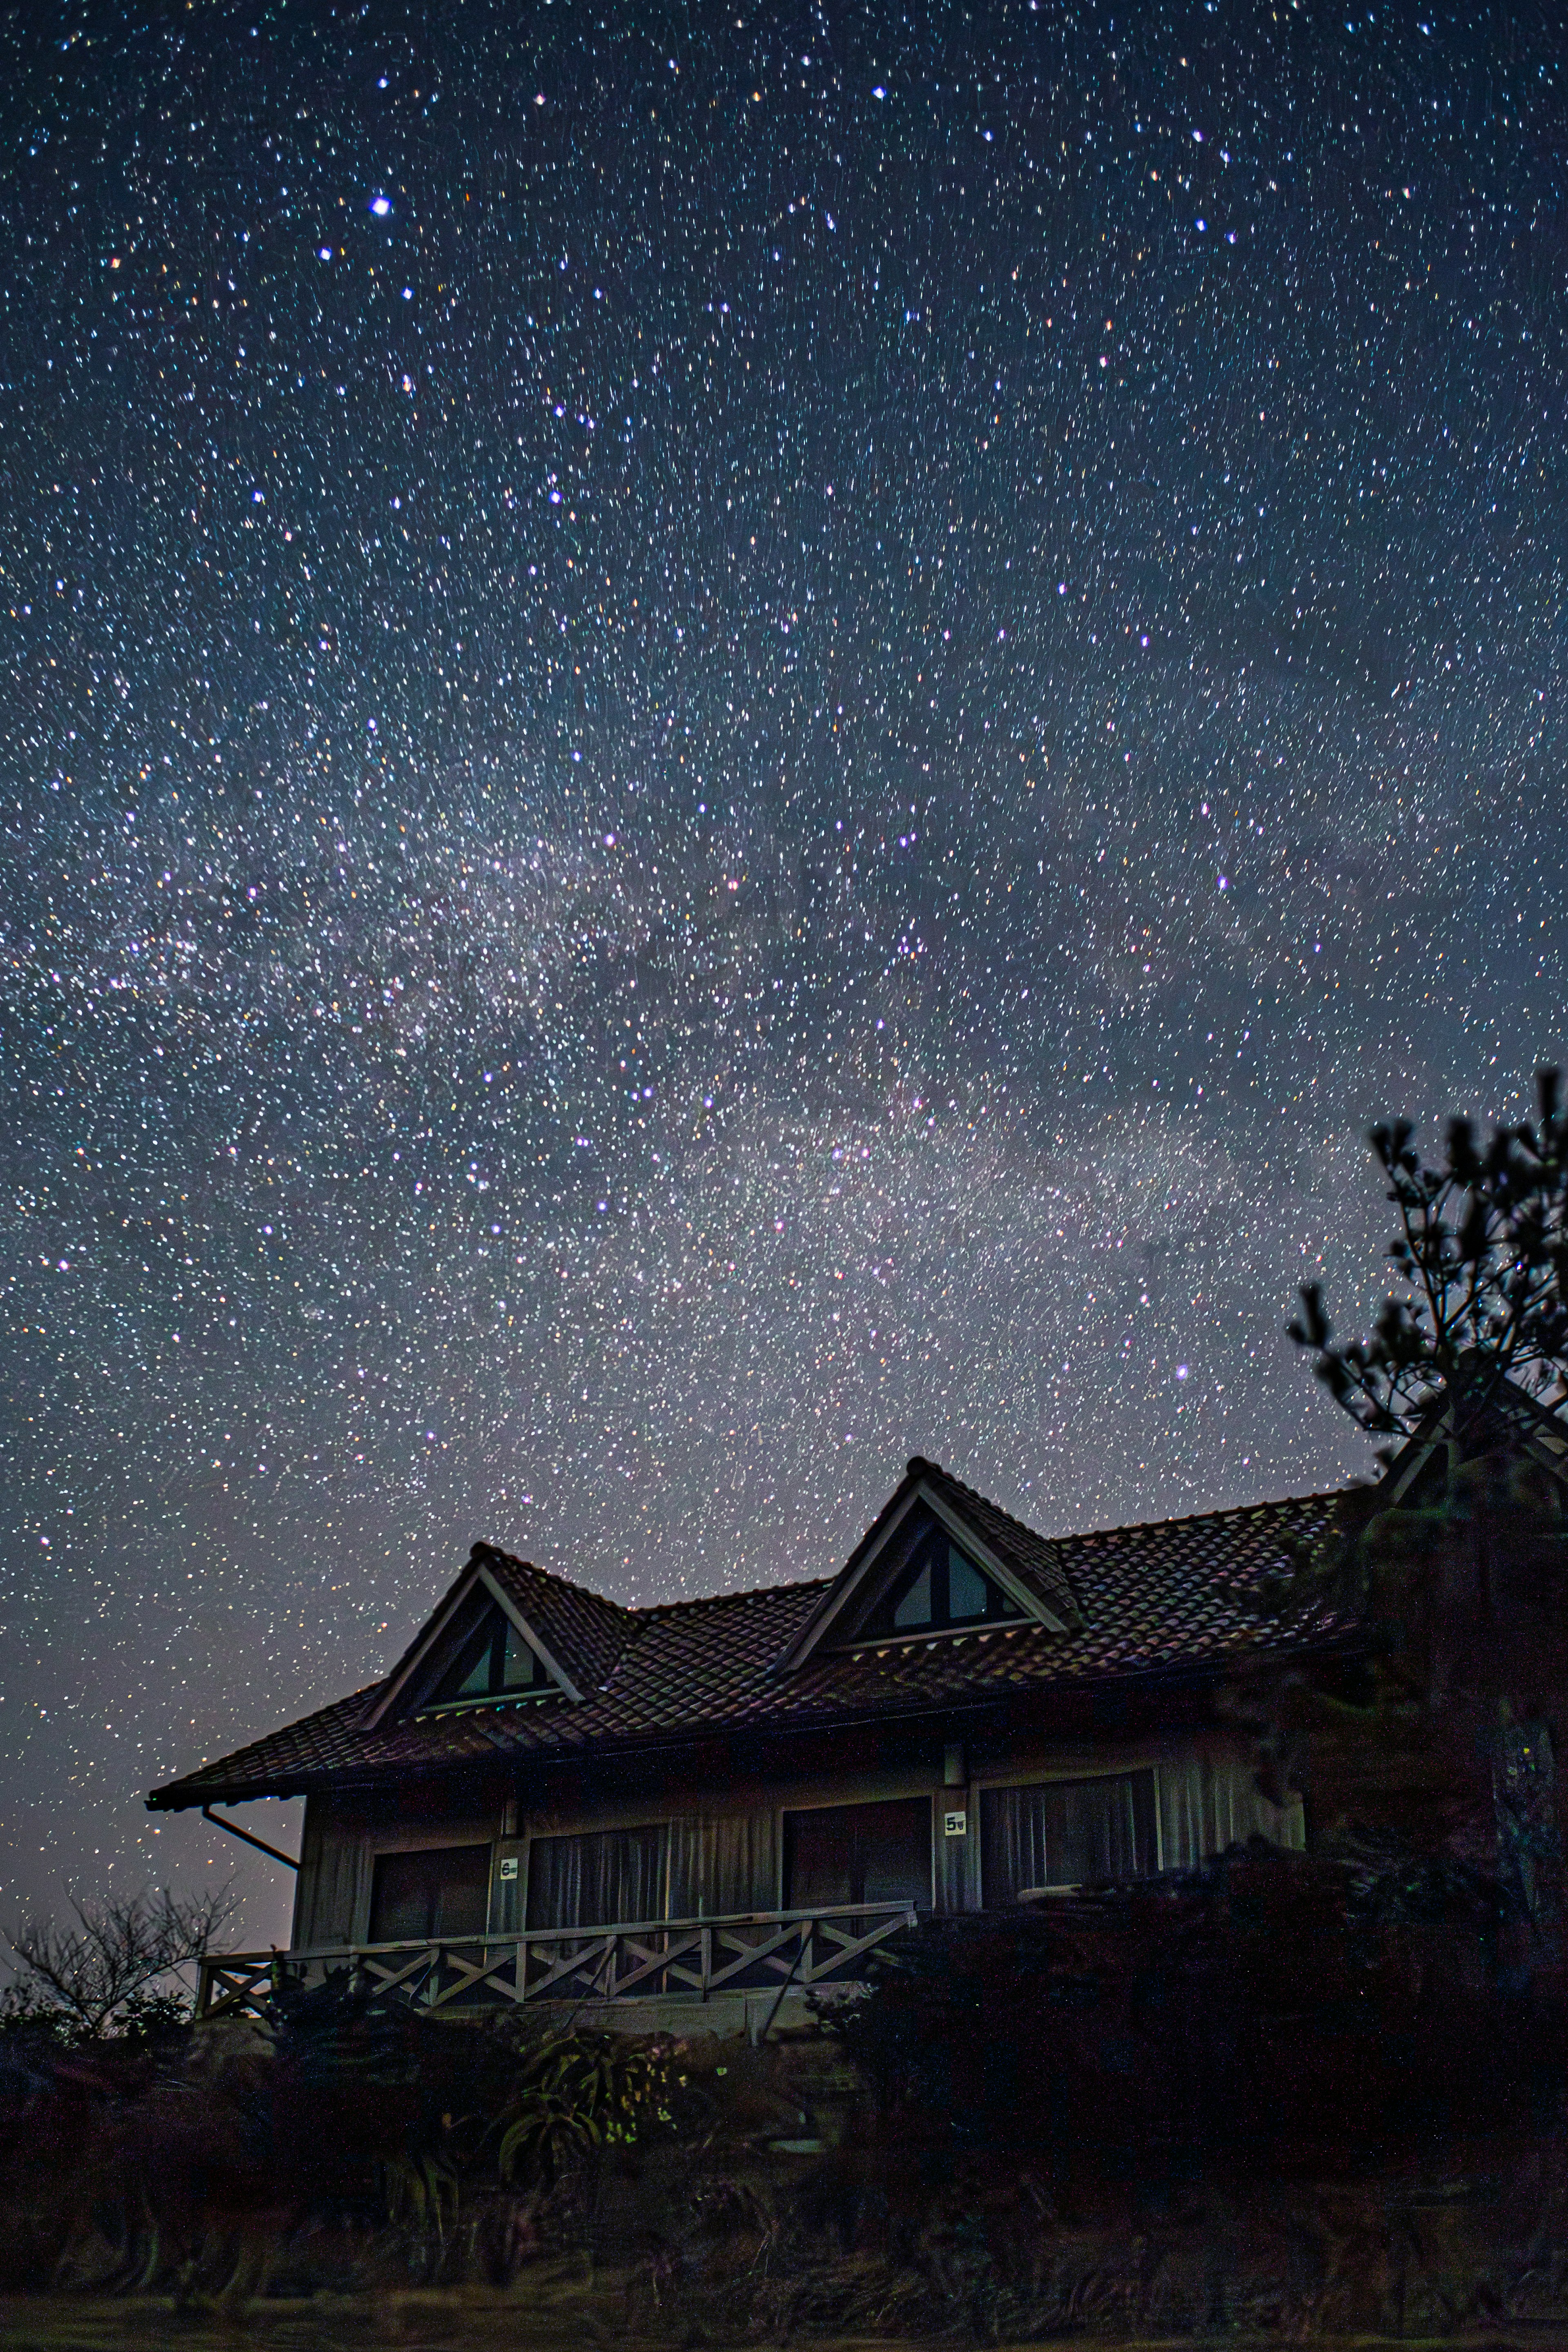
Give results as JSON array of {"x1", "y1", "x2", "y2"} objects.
[{"x1": 2, "y1": 0, "x2": 1565, "y2": 1948}]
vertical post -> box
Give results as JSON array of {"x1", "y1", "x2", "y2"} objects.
[
  {"x1": 196, "y1": 1957, "x2": 214, "y2": 2022},
  {"x1": 701, "y1": 1922, "x2": 712, "y2": 2000},
  {"x1": 758, "y1": 1922, "x2": 807, "y2": 2042}
]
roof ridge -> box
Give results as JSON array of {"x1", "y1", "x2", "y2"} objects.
[
  {"x1": 638, "y1": 1572, "x2": 836, "y2": 1617},
  {"x1": 913, "y1": 1456, "x2": 1345, "y2": 1549},
  {"x1": 483, "y1": 1476, "x2": 1340, "y2": 1629},
  {"x1": 474, "y1": 1541, "x2": 638, "y2": 1614},
  {"x1": 1058, "y1": 1487, "x2": 1346, "y2": 1544},
  {"x1": 912, "y1": 1455, "x2": 1057, "y2": 1547}
]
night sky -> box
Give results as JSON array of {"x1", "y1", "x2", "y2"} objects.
[{"x1": 3, "y1": 1, "x2": 1565, "y2": 1947}]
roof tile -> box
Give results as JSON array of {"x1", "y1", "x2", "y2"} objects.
[{"x1": 148, "y1": 1474, "x2": 1351, "y2": 1808}]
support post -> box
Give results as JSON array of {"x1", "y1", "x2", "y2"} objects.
[{"x1": 201, "y1": 1804, "x2": 300, "y2": 1871}]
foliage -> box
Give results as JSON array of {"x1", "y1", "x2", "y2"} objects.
[
  {"x1": 4, "y1": 1956, "x2": 1568, "y2": 2332},
  {"x1": 1242, "y1": 1441, "x2": 1568, "y2": 1684},
  {"x1": 1289, "y1": 1066, "x2": 1568, "y2": 1454},
  {"x1": 265, "y1": 1974, "x2": 681, "y2": 2200},
  {"x1": 0, "y1": 1968, "x2": 693, "y2": 2298},
  {"x1": 1254, "y1": 1072, "x2": 1568, "y2": 1876},
  {"x1": 494, "y1": 2024, "x2": 677, "y2": 2187},
  {"x1": 5, "y1": 1887, "x2": 234, "y2": 2042},
  {"x1": 824, "y1": 1843, "x2": 1550, "y2": 2183},
  {"x1": 0, "y1": 1983, "x2": 77, "y2": 2044}
]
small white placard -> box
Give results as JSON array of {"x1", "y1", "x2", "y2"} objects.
[
  {"x1": 498, "y1": 1856, "x2": 519, "y2": 1881},
  {"x1": 943, "y1": 1809, "x2": 969, "y2": 1839}
]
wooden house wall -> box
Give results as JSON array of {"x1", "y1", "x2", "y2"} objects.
[
  {"x1": 289, "y1": 1724, "x2": 1302, "y2": 1952},
  {"x1": 292, "y1": 1785, "x2": 511, "y2": 1947},
  {"x1": 292, "y1": 1795, "x2": 367, "y2": 1949}
]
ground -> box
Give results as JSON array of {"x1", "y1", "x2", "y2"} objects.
[{"x1": 6, "y1": 2294, "x2": 1568, "y2": 2352}]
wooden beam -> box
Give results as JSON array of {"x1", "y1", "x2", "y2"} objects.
[{"x1": 202, "y1": 1803, "x2": 299, "y2": 1870}]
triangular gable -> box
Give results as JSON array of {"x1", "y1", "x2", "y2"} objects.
[
  {"x1": 773, "y1": 1457, "x2": 1080, "y2": 1673},
  {"x1": 368, "y1": 1549, "x2": 592, "y2": 1723},
  {"x1": 429, "y1": 1600, "x2": 556, "y2": 1705},
  {"x1": 1380, "y1": 1371, "x2": 1568, "y2": 1508}
]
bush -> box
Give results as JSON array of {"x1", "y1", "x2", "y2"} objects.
[
  {"x1": 824, "y1": 1838, "x2": 1566, "y2": 2186},
  {"x1": 0, "y1": 1975, "x2": 690, "y2": 2296}
]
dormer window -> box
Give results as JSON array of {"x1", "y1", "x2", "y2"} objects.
[
  {"x1": 425, "y1": 1605, "x2": 553, "y2": 1709},
  {"x1": 855, "y1": 1531, "x2": 1023, "y2": 1643}
]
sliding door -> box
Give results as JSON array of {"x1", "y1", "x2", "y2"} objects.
[{"x1": 783, "y1": 1796, "x2": 932, "y2": 1912}]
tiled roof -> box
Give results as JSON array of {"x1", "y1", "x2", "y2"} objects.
[
  {"x1": 474, "y1": 1545, "x2": 636, "y2": 1691},
  {"x1": 147, "y1": 1471, "x2": 1353, "y2": 1809}
]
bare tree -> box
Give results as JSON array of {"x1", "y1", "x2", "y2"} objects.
[{"x1": 7, "y1": 1885, "x2": 236, "y2": 2040}]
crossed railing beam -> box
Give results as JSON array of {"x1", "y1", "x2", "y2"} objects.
[{"x1": 195, "y1": 1901, "x2": 918, "y2": 2022}]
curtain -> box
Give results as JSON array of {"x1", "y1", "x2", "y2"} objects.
[
  {"x1": 981, "y1": 1771, "x2": 1157, "y2": 1902},
  {"x1": 293, "y1": 1798, "x2": 371, "y2": 1949},
  {"x1": 668, "y1": 1812, "x2": 776, "y2": 1918},
  {"x1": 368, "y1": 1844, "x2": 491, "y2": 1942},
  {"x1": 525, "y1": 1824, "x2": 668, "y2": 1930},
  {"x1": 1155, "y1": 1752, "x2": 1305, "y2": 1869}
]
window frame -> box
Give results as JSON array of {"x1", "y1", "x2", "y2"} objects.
[
  {"x1": 849, "y1": 1527, "x2": 1025, "y2": 1646},
  {"x1": 418, "y1": 1604, "x2": 559, "y2": 1716},
  {"x1": 366, "y1": 1840, "x2": 495, "y2": 1945}
]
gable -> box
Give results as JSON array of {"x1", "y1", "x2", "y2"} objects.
[
  {"x1": 1381, "y1": 1373, "x2": 1568, "y2": 1508},
  {"x1": 430, "y1": 1601, "x2": 555, "y2": 1706},
  {"x1": 773, "y1": 1460, "x2": 1077, "y2": 1674},
  {"x1": 368, "y1": 1556, "x2": 585, "y2": 1723},
  {"x1": 843, "y1": 1522, "x2": 1024, "y2": 1643}
]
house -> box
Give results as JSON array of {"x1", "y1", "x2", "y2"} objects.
[{"x1": 149, "y1": 1456, "x2": 1354, "y2": 2033}]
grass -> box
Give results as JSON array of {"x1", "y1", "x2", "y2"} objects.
[
  {"x1": 6, "y1": 2295, "x2": 1568, "y2": 2352},
  {"x1": 10, "y1": 1876, "x2": 1568, "y2": 2349}
]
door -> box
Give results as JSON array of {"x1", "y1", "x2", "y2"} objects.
[{"x1": 783, "y1": 1796, "x2": 932, "y2": 1911}]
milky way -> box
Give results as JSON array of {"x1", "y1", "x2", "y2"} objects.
[{"x1": 2, "y1": 2, "x2": 1564, "y2": 1939}]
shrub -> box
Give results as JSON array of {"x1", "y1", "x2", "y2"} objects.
[
  {"x1": 824, "y1": 1838, "x2": 1565, "y2": 2186},
  {"x1": 0, "y1": 1974, "x2": 690, "y2": 2296}
]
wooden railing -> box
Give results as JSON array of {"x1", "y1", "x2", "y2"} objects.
[{"x1": 196, "y1": 1901, "x2": 919, "y2": 2024}]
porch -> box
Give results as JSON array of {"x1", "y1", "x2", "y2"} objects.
[{"x1": 195, "y1": 1899, "x2": 919, "y2": 2035}]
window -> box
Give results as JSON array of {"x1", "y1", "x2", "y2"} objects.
[
  {"x1": 525, "y1": 1824, "x2": 668, "y2": 1930},
  {"x1": 980, "y1": 1771, "x2": 1157, "y2": 1902},
  {"x1": 784, "y1": 1797, "x2": 932, "y2": 1911},
  {"x1": 369, "y1": 1844, "x2": 491, "y2": 1942},
  {"x1": 857, "y1": 1529, "x2": 1022, "y2": 1641},
  {"x1": 428, "y1": 1604, "x2": 551, "y2": 1707}
]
